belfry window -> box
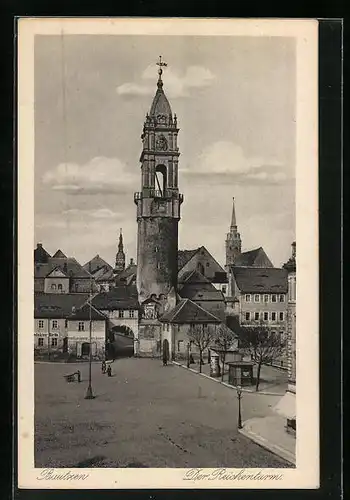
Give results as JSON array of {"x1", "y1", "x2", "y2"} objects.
[{"x1": 155, "y1": 164, "x2": 167, "y2": 195}]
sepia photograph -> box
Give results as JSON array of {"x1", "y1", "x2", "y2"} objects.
[{"x1": 18, "y1": 18, "x2": 319, "y2": 489}]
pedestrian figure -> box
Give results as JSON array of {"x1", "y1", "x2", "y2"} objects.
[
  {"x1": 189, "y1": 354, "x2": 195, "y2": 365},
  {"x1": 107, "y1": 364, "x2": 112, "y2": 377},
  {"x1": 101, "y1": 360, "x2": 106, "y2": 374},
  {"x1": 163, "y1": 350, "x2": 168, "y2": 366},
  {"x1": 76, "y1": 370, "x2": 81, "y2": 383}
]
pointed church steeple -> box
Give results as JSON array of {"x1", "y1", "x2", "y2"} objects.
[
  {"x1": 225, "y1": 197, "x2": 242, "y2": 268},
  {"x1": 114, "y1": 228, "x2": 126, "y2": 275}
]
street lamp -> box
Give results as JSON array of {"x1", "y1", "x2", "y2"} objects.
[
  {"x1": 236, "y1": 385, "x2": 243, "y2": 429},
  {"x1": 85, "y1": 282, "x2": 94, "y2": 400},
  {"x1": 187, "y1": 342, "x2": 190, "y2": 368}
]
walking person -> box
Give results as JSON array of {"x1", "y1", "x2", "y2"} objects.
[
  {"x1": 162, "y1": 349, "x2": 168, "y2": 366},
  {"x1": 101, "y1": 360, "x2": 106, "y2": 374},
  {"x1": 107, "y1": 364, "x2": 112, "y2": 377}
]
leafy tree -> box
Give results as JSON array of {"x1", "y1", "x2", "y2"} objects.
[
  {"x1": 188, "y1": 324, "x2": 215, "y2": 373},
  {"x1": 238, "y1": 322, "x2": 287, "y2": 391},
  {"x1": 214, "y1": 324, "x2": 238, "y2": 381}
]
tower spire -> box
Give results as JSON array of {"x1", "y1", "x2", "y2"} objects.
[
  {"x1": 156, "y1": 55, "x2": 167, "y2": 88},
  {"x1": 230, "y1": 196, "x2": 237, "y2": 229},
  {"x1": 225, "y1": 196, "x2": 242, "y2": 268},
  {"x1": 114, "y1": 228, "x2": 126, "y2": 275}
]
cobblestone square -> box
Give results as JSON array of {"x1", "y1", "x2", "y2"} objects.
[{"x1": 35, "y1": 358, "x2": 290, "y2": 468}]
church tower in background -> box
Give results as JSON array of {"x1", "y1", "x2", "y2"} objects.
[
  {"x1": 134, "y1": 57, "x2": 183, "y2": 304},
  {"x1": 114, "y1": 228, "x2": 126, "y2": 275},
  {"x1": 225, "y1": 197, "x2": 242, "y2": 268}
]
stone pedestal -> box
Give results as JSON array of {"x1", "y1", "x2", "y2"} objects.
[{"x1": 210, "y1": 351, "x2": 221, "y2": 378}]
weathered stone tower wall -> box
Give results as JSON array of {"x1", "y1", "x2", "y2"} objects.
[{"x1": 134, "y1": 65, "x2": 183, "y2": 306}]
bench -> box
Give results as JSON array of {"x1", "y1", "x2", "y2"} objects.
[{"x1": 64, "y1": 371, "x2": 81, "y2": 383}]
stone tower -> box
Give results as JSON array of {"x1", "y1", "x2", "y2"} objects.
[
  {"x1": 225, "y1": 197, "x2": 242, "y2": 267},
  {"x1": 134, "y1": 57, "x2": 183, "y2": 304},
  {"x1": 114, "y1": 228, "x2": 126, "y2": 275}
]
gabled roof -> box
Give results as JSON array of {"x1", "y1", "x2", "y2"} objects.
[
  {"x1": 95, "y1": 268, "x2": 115, "y2": 282},
  {"x1": 231, "y1": 266, "x2": 288, "y2": 294},
  {"x1": 160, "y1": 299, "x2": 221, "y2": 324},
  {"x1": 52, "y1": 249, "x2": 67, "y2": 258},
  {"x1": 34, "y1": 293, "x2": 90, "y2": 318},
  {"x1": 178, "y1": 269, "x2": 211, "y2": 284},
  {"x1": 83, "y1": 255, "x2": 113, "y2": 275},
  {"x1": 34, "y1": 243, "x2": 51, "y2": 264},
  {"x1": 177, "y1": 249, "x2": 200, "y2": 271},
  {"x1": 178, "y1": 271, "x2": 224, "y2": 302},
  {"x1": 114, "y1": 264, "x2": 137, "y2": 286},
  {"x1": 46, "y1": 266, "x2": 69, "y2": 278},
  {"x1": 91, "y1": 285, "x2": 140, "y2": 310},
  {"x1": 68, "y1": 302, "x2": 108, "y2": 321},
  {"x1": 34, "y1": 257, "x2": 92, "y2": 279},
  {"x1": 234, "y1": 247, "x2": 273, "y2": 268}
]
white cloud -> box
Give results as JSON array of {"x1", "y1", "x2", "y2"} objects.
[
  {"x1": 116, "y1": 65, "x2": 216, "y2": 98},
  {"x1": 183, "y1": 141, "x2": 289, "y2": 185},
  {"x1": 42, "y1": 156, "x2": 138, "y2": 195}
]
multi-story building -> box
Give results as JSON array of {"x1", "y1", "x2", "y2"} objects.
[{"x1": 275, "y1": 242, "x2": 296, "y2": 434}]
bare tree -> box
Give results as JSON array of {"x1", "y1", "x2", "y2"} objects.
[
  {"x1": 188, "y1": 324, "x2": 215, "y2": 373},
  {"x1": 238, "y1": 322, "x2": 287, "y2": 391},
  {"x1": 214, "y1": 324, "x2": 237, "y2": 381}
]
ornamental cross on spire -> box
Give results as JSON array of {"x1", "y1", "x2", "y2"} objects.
[{"x1": 156, "y1": 55, "x2": 167, "y2": 85}]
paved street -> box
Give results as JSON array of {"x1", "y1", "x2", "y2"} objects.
[{"x1": 35, "y1": 358, "x2": 289, "y2": 468}]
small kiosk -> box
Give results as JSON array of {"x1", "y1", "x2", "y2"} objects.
[{"x1": 227, "y1": 360, "x2": 254, "y2": 387}]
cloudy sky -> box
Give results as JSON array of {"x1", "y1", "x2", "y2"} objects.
[{"x1": 34, "y1": 35, "x2": 296, "y2": 268}]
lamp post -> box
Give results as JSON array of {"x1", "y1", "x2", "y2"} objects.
[
  {"x1": 85, "y1": 282, "x2": 94, "y2": 400},
  {"x1": 187, "y1": 342, "x2": 190, "y2": 368},
  {"x1": 236, "y1": 385, "x2": 243, "y2": 429}
]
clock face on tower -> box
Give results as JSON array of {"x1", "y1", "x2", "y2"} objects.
[{"x1": 156, "y1": 134, "x2": 168, "y2": 151}]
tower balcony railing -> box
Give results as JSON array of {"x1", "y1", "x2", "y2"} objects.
[{"x1": 134, "y1": 190, "x2": 184, "y2": 203}]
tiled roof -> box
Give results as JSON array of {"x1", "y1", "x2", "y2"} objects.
[
  {"x1": 68, "y1": 303, "x2": 107, "y2": 321},
  {"x1": 34, "y1": 244, "x2": 51, "y2": 264},
  {"x1": 160, "y1": 299, "x2": 221, "y2": 324},
  {"x1": 83, "y1": 255, "x2": 113, "y2": 275},
  {"x1": 91, "y1": 285, "x2": 140, "y2": 310},
  {"x1": 178, "y1": 276, "x2": 224, "y2": 302},
  {"x1": 34, "y1": 257, "x2": 92, "y2": 279},
  {"x1": 34, "y1": 293, "x2": 90, "y2": 318},
  {"x1": 95, "y1": 268, "x2": 115, "y2": 282},
  {"x1": 231, "y1": 266, "x2": 288, "y2": 293},
  {"x1": 114, "y1": 264, "x2": 137, "y2": 285},
  {"x1": 52, "y1": 249, "x2": 67, "y2": 258},
  {"x1": 234, "y1": 247, "x2": 273, "y2": 268},
  {"x1": 177, "y1": 249, "x2": 199, "y2": 271}
]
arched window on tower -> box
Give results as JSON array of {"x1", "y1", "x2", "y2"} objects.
[{"x1": 155, "y1": 164, "x2": 167, "y2": 196}]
